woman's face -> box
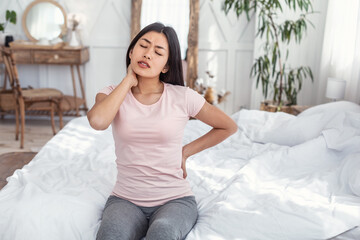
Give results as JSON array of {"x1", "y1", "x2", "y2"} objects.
[{"x1": 129, "y1": 31, "x2": 169, "y2": 79}]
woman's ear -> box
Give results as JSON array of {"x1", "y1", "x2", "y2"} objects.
[
  {"x1": 129, "y1": 49, "x2": 133, "y2": 59},
  {"x1": 162, "y1": 65, "x2": 169, "y2": 73}
]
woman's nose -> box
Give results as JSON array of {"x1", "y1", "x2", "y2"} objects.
[{"x1": 143, "y1": 49, "x2": 151, "y2": 60}]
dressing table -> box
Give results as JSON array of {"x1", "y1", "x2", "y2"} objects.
[{"x1": 0, "y1": 0, "x2": 89, "y2": 116}]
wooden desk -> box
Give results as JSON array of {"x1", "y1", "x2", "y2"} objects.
[{"x1": 0, "y1": 46, "x2": 89, "y2": 116}]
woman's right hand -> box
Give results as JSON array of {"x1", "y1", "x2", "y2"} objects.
[{"x1": 124, "y1": 65, "x2": 138, "y2": 87}]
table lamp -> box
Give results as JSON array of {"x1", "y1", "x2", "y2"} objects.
[{"x1": 325, "y1": 77, "x2": 346, "y2": 101}]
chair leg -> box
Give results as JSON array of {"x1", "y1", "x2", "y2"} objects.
[
  {"x1": 15, "y1": 105, "x2": 19, "y2": 141},
  {"x1": 57, "y1": 101, "x2": 63, "y2": 129},
  {"x1": 50, "y1": 102, "x2": 56, "y2": 135},
  {"x1": 19, "y1": 100, "x2": 25, "y2": 149}
]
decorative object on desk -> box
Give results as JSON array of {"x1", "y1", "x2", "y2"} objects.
[
  {"x1": 67, "y1": 13, "x2": 86, "y2": 47},
  {"x1": 223, "y1": 0, "x2": 315, "y2": 109},
  {"x1": 194, "y1": 70, "x2": 231, "y2": 105},
  {"x1": 69, "y1": 30, "x2": 80, "y2": 47},
  {"x1": 326, "y1": 77, "x2": 346, "y2": 101},
  {"x1": 217, "y1": 89, "x2": 231, "y2": 104},
  {"x1": 204, "y1": 87, "x2": 216, "y2": 104},
  {"x1": 194, "y1": 77, "x2": 206, "y2": 95},
  {"x1": 205, "y1": 70, "x2": 215, "y2": 86},
  {"x1": 0, "y1": 10, "x2": 17, "y2": 46},
  {"x1": 22, "y1": 0, "x2": 67, "y2": 42}
]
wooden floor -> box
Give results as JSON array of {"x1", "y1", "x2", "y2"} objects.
[
  {"x1": 0, "y1": 152, "x2": 36, "y2": 189},
  {"x1": 0, "y1": 117, "x2": 69, "y2": 154},
  {"x1": 0, "y1": 116, "x2": 70, "y2": 189}
]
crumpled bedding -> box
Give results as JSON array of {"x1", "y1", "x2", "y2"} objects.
[{"x1": 0, "y1": 101, "x2": 359, "y2": 240}]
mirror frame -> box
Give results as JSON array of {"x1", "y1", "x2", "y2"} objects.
[
  {"x1": 131, "y1": 0, "x2": 199, "y2": 89},
  {"x1": 22, "y1": 0, "x2": 67, "y2": 42}
]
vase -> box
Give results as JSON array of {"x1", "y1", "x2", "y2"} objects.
[{"x1": 69, "y1": 30, "x2": 80, "y2": 47}]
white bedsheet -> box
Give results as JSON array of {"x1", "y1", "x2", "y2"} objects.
[{"x1": 0, "y1": 101, "x2": 359, "y2": 240}]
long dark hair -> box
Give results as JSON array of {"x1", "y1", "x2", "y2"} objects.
[{"x1": 126, "y1": 22, "x2": 184, "y2": 86}]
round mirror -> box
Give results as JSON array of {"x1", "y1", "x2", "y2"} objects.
[{"x1": 22, "y1": 0, "x2": 67, "y2": 42}]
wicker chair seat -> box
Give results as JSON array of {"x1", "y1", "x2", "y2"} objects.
[{"x1": 22, "y1": 88, "x2": 63, "y2": 101}]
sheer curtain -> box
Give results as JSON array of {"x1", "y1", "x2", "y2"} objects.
[
  {"x1": 316, "y1": 0, "x2": 360, "y2": 104},
  {"x1": 140, "y1": 0, "x2": 189, "y2": 60}
]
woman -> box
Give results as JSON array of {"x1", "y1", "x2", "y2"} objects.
[{"x1": 87, "y1": 22, "x2": 238, "y2": 240}]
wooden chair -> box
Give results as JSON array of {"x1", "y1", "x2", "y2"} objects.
[{"x1": 1, "y1": 48, "x2": 63, "y2": 148}]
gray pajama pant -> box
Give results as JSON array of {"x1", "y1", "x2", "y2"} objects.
[{"x1": 96, "y1": 195, "x2": 198, "y2": 240}]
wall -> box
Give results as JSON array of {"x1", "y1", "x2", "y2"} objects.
[
  {"x1": 198, "y1": 0, "x2": 255, "y2": 114},
  {"x1": 0, "y1": 0, "x2": 328, "y2": 116}
]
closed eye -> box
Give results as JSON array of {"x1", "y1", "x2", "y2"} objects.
[{"x1": 140, "y1": 44, "x2": 162, "y2": 56}]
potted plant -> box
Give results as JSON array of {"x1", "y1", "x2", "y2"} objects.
[
  {"x1": 223, "y1": 0, "x2": 314, "y2": 113},
  {"x1": 0, "y1": 10, "x2": 17, "y2": 46}
]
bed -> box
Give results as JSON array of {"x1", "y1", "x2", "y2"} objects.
[{"x1": 0, "y1": 101, "x2": 359, "y2": 240}]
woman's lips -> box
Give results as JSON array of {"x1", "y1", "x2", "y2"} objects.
[{"x1": 138, "y1": 61, "x2": 150, "y2": 68}]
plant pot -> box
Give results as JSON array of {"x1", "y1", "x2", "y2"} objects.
[
  {"x1": 260, "y1": 100, "x2": 294, "y2": 115},
  {"x1": 0, "y1": 33, "x2": 14, "y2": 46},
  {"x1": 5, "y1": 35, "x2": 14, "y2": 47}
]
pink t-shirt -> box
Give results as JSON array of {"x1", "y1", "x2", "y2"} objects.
[{"x1": 99, "y1": 82, "x2": 205, "y2": 207}]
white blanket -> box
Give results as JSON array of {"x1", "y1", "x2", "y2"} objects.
[{"x1": 0, "y1": 101, "x2": 359, "y2": 240}]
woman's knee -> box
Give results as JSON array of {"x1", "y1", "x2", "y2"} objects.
[
  {"x1": 96, "y1": 196, "x2": 148, "y2": 240},
  {"x1": 146, "y1": 219, "x2": 181, "y2": 240},
  {"x1": 97, "y1": 217, "x2": 147, "y2": 240}
]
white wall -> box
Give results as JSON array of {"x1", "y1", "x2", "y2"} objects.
[
  {"x1": 0, "y1": 0, "x2": 329, "y2": 116},
  {"x1": 199, "y1": 0, "x2": 255, "y2": 114}
]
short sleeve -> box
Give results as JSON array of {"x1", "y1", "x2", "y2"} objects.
[
  {"x1": 98, "y1": 85, "x2": 117, "y2": 95},
  {"x1": 186, "y1": 87, "x2": 206, "y2": 117}
]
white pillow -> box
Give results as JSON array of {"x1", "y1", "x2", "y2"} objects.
[
  {"x1": 236, "y1": 101, "x2": 360, "y2": 146},
  {"x1": 298, "y1": 101, "x2": 360, "y2": 117}
]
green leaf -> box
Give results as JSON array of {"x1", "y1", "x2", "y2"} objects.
[
  {"x1": 308, "y1": 67, "x2": 314, "y2": 81},
  {"x1": 6, "y1": 10, "x2": 11, "y2": 20},
  {"x1": 298, "y1": 0, "x2": 303, "y2": 10},
  {"x1": 286, "y1": 49, "x2": 289, "y2": 60},
  {"x1": 0, "y1": 23, "x2": 4, "y2": 32},
  {"x1": 6, "y1": 10, "x2": 17, "y2": 24}
]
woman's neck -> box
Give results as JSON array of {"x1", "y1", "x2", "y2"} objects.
[{"x1": 133, "y1": 77, "x2": 164, "y2": 94}]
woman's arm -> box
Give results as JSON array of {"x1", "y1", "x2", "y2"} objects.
[
  {"x1": 87, "y1": 67, "x2": 138, "y2": 130},
  {"x1": 181, "y1": 102, "x2": 238, "y2": 178}
]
